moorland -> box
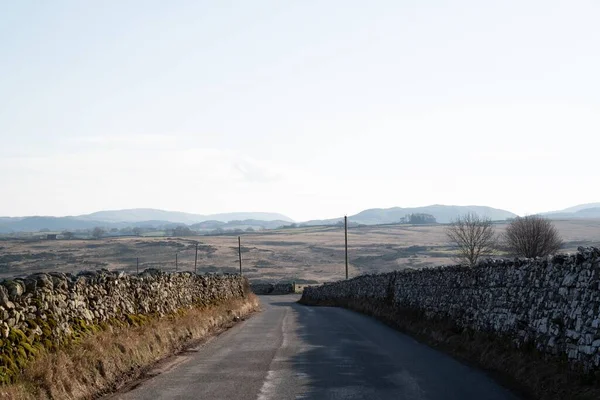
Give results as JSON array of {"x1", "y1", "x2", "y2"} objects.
[{"x1": 1, "y1": 219, "x2": 599, "y2": 284}]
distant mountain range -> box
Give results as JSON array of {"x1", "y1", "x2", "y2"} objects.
[
  {"x1": 78, "y1": 209, "x2": 293, "y2": 224},
  {"x1": 0, "y1": 209, "x2": 293, "y2": 233},
  {"x1": 1, "y1": 203, "x2": 598, "y2": 233}
]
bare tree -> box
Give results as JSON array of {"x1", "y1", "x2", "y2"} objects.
[
  {"x1": 91, "y1": 227, "x2": 105, "y2": 239},
  {"x1": 446, "y1": 213, "x2": 496, "y2": 266},
  {"x1": 503, "y1": 215, "x2": 562, "y2": 258}
]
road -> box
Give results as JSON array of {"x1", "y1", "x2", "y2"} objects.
[{"x1": 116, "y1": 295, "x2": 518, "y2": 400}]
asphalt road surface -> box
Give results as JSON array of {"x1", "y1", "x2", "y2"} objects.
[{"x1": 116, "y1": 295, "x2": 518, "y2": 400}]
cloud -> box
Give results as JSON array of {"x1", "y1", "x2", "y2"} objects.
[
  {"x1": 74, "y1": 134, "x2": 177, "y2": 148},
  {"x1": 0, "y1": 145, "x2": 293, "y2": 216},
  {"x1": 1, "y1": 146, "x2": 287, "y2": 189},
  {"x1": 233, "y1": 158, "x2": 282, "y2": 182}
]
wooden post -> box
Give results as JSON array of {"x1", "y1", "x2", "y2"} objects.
[
  {"x1": 136, "y1": 257, "x2": 139, "y2": 274},
  {"x1": 238, "y1": 236, "x2": 242, "y2": 276},
  {"x1": 345, "y1": 215, "x2": 348, "y2": 280},
  {"x1": 194, "y1": 243, "x2": 198, "y2": 274},
  {"x1": 175, "y1": 253, "x2": 178, "y2": 272}
]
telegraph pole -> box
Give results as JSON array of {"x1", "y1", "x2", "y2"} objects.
[
  {"x1": 194, "y1": 243, "x2": 198, "y2": 274},
  {"x1": 345, "y1": 215, "x2": 349, "y2": 280},
  {"x1": 238, "y1": 236, "x2": 242, "y2": 275}
]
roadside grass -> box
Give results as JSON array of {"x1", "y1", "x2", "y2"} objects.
[
  {"x1": 0, "y1": 294, "x2": 260, "y2": 400},
  {"x1": 299, "y1": 297, "x2": 600, "y2": 400}
]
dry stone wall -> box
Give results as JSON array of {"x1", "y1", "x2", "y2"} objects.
[
  {"x1": 301, "y1": 247, "x2": 600, "y2": 371},
  {"x1": 0, "y1": 269, "x2": 247, "y2": 381}
]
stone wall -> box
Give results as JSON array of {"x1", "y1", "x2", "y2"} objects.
[
  {"x1": 301, "y1": 247, "x2": 600, "y2": 371},
  {"x1": 0, "y1": 269, "x2": 247, "y2": 381}
]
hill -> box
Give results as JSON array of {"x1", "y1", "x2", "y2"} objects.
[
  {"x1": 78, "y1": 209, "x2": 293, "y2": 224},
  {"x1": 0, "y1": 209, "x2": 294, "y2": 233},
  {"x1": 575, "y1": 207, "x2": 600, "y2": 217},
  {"x1": 190, "y1": 219, "x2": 289, "y2": 231},
  {"x1": 542, "y1": 204, "x2": 600, "y2": 219},
  {"x1": 551, "y1": 203, "x2": 600, "y2": 213},
  {"x1": 207, "y1": 212, "x2": 293, "y2": 223},
  {"x1": 79, "y1": 209, "x2": 202, "y2": 224},
  {"x1": 541, "y1": 203, "x2": 600, "y2": 219},
  {"x1": 303, "y1": 205, "x2": 517, "y2": 226}
]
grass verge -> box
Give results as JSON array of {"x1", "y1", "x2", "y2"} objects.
[
  {"x1": 1, "y1": 294, "x2": 260, "y2": 400},
  {"x1": 298, "y1": 296, "x2": 600, "y2": 400}
]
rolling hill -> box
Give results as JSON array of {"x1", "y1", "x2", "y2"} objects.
[
  {"x1": 550, "y1": 203, "x2": 600, "y2": 213},
  {"x1": 79, "y1": 209, "x2": 293, "y2": 224},
  {"x1": 0, "y1": 209, "x2": 294, "y2": 233},
  {"x1": 542, "y1": 203, "x2": 600, "y2": 219},
  {"x1": 190, "y1": 219, "x2": 290, "y2": 231},
  {"x1": 79, "y1": 209, "x2": 201, "y2": 224},
  {"x1": 302, "y1": 205, "x2": 517, "y2": 226},
  {"x1": 3, "y1": 202, "x2": 599, "y2": 234}
]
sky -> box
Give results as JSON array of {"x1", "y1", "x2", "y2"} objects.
[{"x1": 1, "y1": 0, "x2": 599, "y2": 221}]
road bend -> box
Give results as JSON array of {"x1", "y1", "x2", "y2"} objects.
[{"x1": 115, "y1": 295, "x2": 518, "y2": 400}]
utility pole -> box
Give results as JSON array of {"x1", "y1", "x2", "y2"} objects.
[
  {"x1": 194, "y1": 243, "x2": 198, "y2": 274},
  {"x1": 175, "y1": 253, "x2": 178, "y2": 272},
  {"x1": 345, "y1": 215, "x2": 349, "y2": 280},
  {"x1": 238, "y1": 236, "x2": 242, "y2": 276},
  {"x1": 136, "y1": 257, "x2": 139, "y2": 274}
]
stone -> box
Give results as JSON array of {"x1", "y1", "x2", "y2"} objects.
[
  {"x1": 3, "y1": 280, "x2": 25, "y2": 298},
  {"x1": 0, "y1": 269, "x2": 246, "y2": 367},
  {"x1": 301, "y1": 247, "x2": 600, "y2": 372}
]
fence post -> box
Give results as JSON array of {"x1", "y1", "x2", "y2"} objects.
[
  {"x1": 238, "y1": 236, "x2": 242, "y2": 276},
  {"x1": 194, "y1": 243, "x2": 198, "y2": 274},
  {"x1": 345, "y1": 215, "x2": 348, "y2": 280}
]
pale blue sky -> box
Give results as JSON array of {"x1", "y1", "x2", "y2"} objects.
[{"x1": 1, "y1": 1, "x2": 599, "y2": 221}]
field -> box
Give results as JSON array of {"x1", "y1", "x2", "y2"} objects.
[{"x1": 1, "y1": 219, "x2": 599, "y2": 284}]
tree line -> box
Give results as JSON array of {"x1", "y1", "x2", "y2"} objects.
[
  {"x1": 400, "y1": 213, "x2": 437, "y2": 224},
  {"x1": 446, "y1": 213, "x2": 563, "y2": 266}
]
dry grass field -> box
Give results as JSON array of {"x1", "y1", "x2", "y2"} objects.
[{"x1": 1, "y1": 219, "x2": 599, "y2": 284}]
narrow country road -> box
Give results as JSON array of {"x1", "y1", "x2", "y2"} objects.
[{"x1": 115, "y1": 295, "x2": 518, "y2": 400}]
